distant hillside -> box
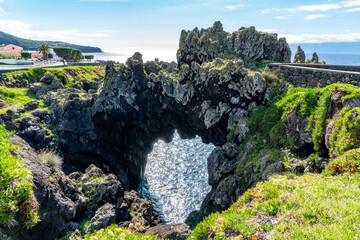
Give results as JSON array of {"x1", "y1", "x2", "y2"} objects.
[
  {"x1": 290, "y1": 42, "x2": 360, "y2": 54},
  {"x1": 0, "y1": 31, "x2": 102, "y2": 53}
]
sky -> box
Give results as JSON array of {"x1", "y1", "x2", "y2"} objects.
[{"x1": 0, "y1": 0, "x2": 360, "y2": 60}]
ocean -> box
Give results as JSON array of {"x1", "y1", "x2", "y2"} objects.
[
  {"x1": 95, "y1": 51, "x2": 360, "y2": 224},
  {"x1": 91, "y1": 51, "x2": 360, "y2": 65}
]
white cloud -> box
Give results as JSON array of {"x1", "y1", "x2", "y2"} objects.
[
  {"x1": 262, "y1": 2, "x2": 355, "y2": 14},
  {"x1": 0, "y1": 20, "x2": 34, "y2": 34},
  {"x1": 281, "y1": 33, "x2": 360, "y2": 44},
  {"x1": 0, "y1": 7, "x2": 4, "y2": 13},
  {"x1": 306, "y1": 14, "x2": 328, "y2": 20},
  {"x1": 261, "y1": 8, "x2": 281, "y2": 13},
  {"x1": 225, "y1": 4, "x2": 245, "y2": 10},
  {"x1": 342, "y1": 0, "x2": 360, "y2": 7},
  {"x1": 0, "y1": 19, "x2": 110, "y2": 42},
  {"x1": 294, "y1": 4, "x2": 341, "y2": 12},
  {"x1": 275, "y1": 16, "x2": 287, "y2": 19},
  {"x1": 347, "y1": 7, "x2": 360, "y2": 11}
]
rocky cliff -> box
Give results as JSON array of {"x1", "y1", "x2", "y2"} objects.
[{"x1": 177, "y1": 21, "x2": 291, "y2": 67}]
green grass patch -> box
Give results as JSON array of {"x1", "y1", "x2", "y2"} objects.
[
  {"x1": 83, "y1": 224, "x2": 165, "y2": 240},
  {"x1": 0, "y1": 86, "x2": 38, "y2": 114},
  {"x1": 0, "y1": 125, "x2": 38, "y2": 228},
  {"x1": 189, "y1": 173, "x2": 360, "y2": 239},
  {"x1": 4, "y1": 66, "x2": 105, "y2": 87}
]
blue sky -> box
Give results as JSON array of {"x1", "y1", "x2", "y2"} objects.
[{"x1": 0, "y1": 0, "x2": 359, "y2": 59}]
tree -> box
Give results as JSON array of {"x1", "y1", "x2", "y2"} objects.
[
  {"x1": 84, "y1": 55, "x2": 94, "y2": 61},
  {"x1": 37, "y1": 43, "x2": 50, "y2": 61},
  {"x1": 47, "y1": 53, "x2": 53, "y2": 59},
  {"x1": 20, "y1": 51, "x2": 32, "y2": 59},
  {"x1": 53, "y1": 47, "x2": 83, "y2": 63}
]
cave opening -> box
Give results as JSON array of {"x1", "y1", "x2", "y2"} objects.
[{"x1": 138, "y1": 130, "x2": 215, "y2": 224}]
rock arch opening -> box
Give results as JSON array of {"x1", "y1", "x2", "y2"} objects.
[{"x1": 138, "y1": 131, "x2": 215, "y2": 223}]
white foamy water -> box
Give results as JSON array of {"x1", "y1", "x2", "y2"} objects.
[{"x1": 138, "y1": 131, "x2": 214, "y2": 224}]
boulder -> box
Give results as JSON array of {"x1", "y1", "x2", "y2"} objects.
[
  {"x1": 86, "y1": 203, "x2": 116, "y2": 234},
  {"x1": 146, "y1": 224, "x2": 192, "y2": 240}
]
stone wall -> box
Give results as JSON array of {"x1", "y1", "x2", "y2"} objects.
[{"x1": 269, "y1": 63, "x2": 360, "y2": 88}]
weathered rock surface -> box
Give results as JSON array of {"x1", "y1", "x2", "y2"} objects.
[
  {"x1": 177, "y1": 21, "x2": 291, "y2": 67},
  {"x1": 146, "y1": 223, "x2": 192, "y2": 240},
  {"x1": 293, "y1": 46, "x2": 305, "y2": 63}
]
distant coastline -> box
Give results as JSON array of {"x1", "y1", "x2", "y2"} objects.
[{"x1": 0, "y1": 31, "x2": 102, "y2": 53}]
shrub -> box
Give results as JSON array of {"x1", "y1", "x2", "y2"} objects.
[
  {"x1": 329, "y1": 107, "x2": 360, "y2": 157},
  {"x1": 323, "y1": 148, "x2": 360, "y2": 176},
  {"x1": 84, "y1": 55, "x2": 94, "y2": 60},
  {"x1": 0, "y1": 125, "x2": 38, "y2": 228},
  {"x1": 38, "y1": 149, "x2": 63, "y2": 168},
  {"x1": 21, "y1": 51, "x2": 32, "y2": 59}
]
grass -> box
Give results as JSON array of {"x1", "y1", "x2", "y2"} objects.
[
  {"x1": 4, "y1": 66, "x2": 105, "y2": 87},
  {"x1": 38, "y1": 149, "x2": 63, "y2": 168},
  {"x1": 0, "y1": 86, "x2": 39, "y2": 114},
  {"x1": 83, "y1": 224, "x2": 166, "y2": 240},
  {"x1": 189, "y1": 172, "x2": 360, "y2": 240},
  {"x1": 0, "y1": 125, "x2": 38, "y2": 228}
]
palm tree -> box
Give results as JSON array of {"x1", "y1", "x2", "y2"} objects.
[{"x1": 37, "y1": 43, "x2": 50, "y2": 61}]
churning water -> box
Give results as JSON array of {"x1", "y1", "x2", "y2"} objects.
[{"x1": 138, "y1": 131, "x2": 214, "y2": 224}]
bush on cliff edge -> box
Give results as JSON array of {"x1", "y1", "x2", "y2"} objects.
[{"x1": 0, "y1": 125, "x2": 38, "y2": 228}]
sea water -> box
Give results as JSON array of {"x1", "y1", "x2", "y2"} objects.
[{"x1": 138, "y1": 132, "x2": 214, "y2": 224}]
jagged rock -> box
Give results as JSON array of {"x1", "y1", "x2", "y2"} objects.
[
  {"x1": 262, "y1": 162, "x2": 285, "y2": 180},
  {"x1": 293, "y1": 46, "x2": 305, "y2": 63},
  {"x1": 24, "y1": 101, "x2": 40, "y2": 111},
  {"x1": 86, "y1": 203, "x2": 116, "y2": 233},
  {"x1": 40, "y1": 72, "x2": 57, "y2": 84},
  {"x1": 177, "y1": 21, "x2": 291, "y2": 67},
  {"x1": 311, "y1": 52, "x2": 319, "y2": 63},
  {"x1": 81, "y1": 165, "x2": 124, "y2": 208},
  {"x1": 121, "y1": 191, "x2": 161, "y2": 227},
  {"x1": 304, "y1": 157, "x2": 329, "y2": 173},
  {"x1": 146, "y1": 223, "x2": 192, "y2": 240},
  {"x1": 60, "y1": 54, "x2": 268, "y2": 191},
  {"x1": 69, "y1": 229, "x2": 82, "y2": 240},
  {"x1": 284, "y1": 111, "x2": 314, "y2": 157}
]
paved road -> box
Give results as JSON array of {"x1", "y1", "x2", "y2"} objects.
[
  {"x1": 0, "y1": 61, "x2": 99, "y2": 73},
  {"x1": 0, "y1": 62, "x2": 65, "y2": 71}
]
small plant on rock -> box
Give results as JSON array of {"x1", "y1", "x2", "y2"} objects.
[{"x1": 38, "y1": 149, "x2": 63, "y2": 168}]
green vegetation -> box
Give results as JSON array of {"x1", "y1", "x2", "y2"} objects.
[
  {"x1": 84, "y1": 55, "x2": 94, "y2": 61},
  {"x1": 21, "y1": 51, "x2": 32, "y2": 59},
  {"x1": 324, "y1": 148, "x2": 360, "y2": 176},
  {"x1": 0, "y1": 86, "x2": 39, "y2": 113},
  {"x1": 4, "y1": 66, "x2": 105, "y2": 87},
  {"x1": 83, "y1": 224, "x2": 164, "y2": 240},
  {"x1": 37, "y1": 43, "x2": 50, "y2": 61},
  {"x1": 53, "y1": 47, "x2": 83, "y2": 63},
  {"x1": 0, "y1": 125, "x2": 38, "y2": 228},
  {"x1": 38, "y1": 149, "x2": 63, "y2": 168},
  {"x1": 0, "y1": 30, "x2": 102, "y2": 52},
  {"x1": 189, "y1": 172, "x2": 360, "y2": 239},
  {"x1": 329, "y1": 107, "x2": 360, "y2": 156}
]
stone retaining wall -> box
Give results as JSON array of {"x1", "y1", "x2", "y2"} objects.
[{"x1": 269, "y1": 63, "x2": 360, "y2": 88}]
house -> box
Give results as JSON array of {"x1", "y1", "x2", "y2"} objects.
[{"x1": 0, "y1": 44, "x2": 23, "y2": 57}]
